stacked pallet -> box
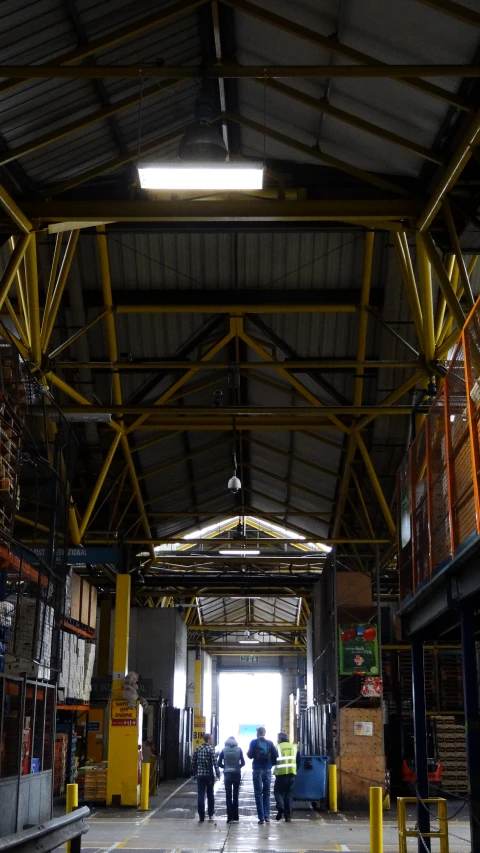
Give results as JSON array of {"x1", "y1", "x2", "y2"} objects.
[
  {"x1": 433, "y1": 716, "x2": 467, "y2": 794},
  {"x1": 438, "y1": 651, "x2": 464, "y2": 710},
  {"x1": 53, "y1": 734, "x2": 68, "y2": 796},
  {"x1": 78, "y1": 762, "x2": 108, "y2": 802}
]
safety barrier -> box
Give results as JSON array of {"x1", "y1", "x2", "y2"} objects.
[
  {"x1": 397, "y1": 797, "x2": 449, "y2": 853},
  {"x1": 370, "y1": 786, "x2": 383, "y2": 853},
  {"x1": 398, "y1": 298, "x2": 480, "y2": 601},
  {"x1": 140, "y1": 761, "x2": 150, "y2": 811},
  {"x1": 0, "y1": 806, "x2": 90, "y2": 853}
]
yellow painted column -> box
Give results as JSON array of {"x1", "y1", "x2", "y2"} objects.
[
  {"x1": 328, "y1": 764, "x2": 338, "y2": 812},
  {"x1": 66, "y1": 783, "x2": 78, "y2": 853},
  {"x1": 370, "y1": 786, "x2": 383, "y2": 853},
  {"x1": 193, "y1": 652, "x2": 205, "y2": 749},
  {"x1": 107, "y1": 574, "x2": 142, "y2": 806}
]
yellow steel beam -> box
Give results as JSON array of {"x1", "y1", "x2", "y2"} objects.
[
  {"x1": 41, "y1": 230, "x2": 80, "y2": 351},
  {"x1": 76, "y1": 432, "x2": 122, "y2": 543},
  {"x1": 76, "y1": 537, "x2": 388, "y2": 545},
  {"x1": 355, "y1": 432, "x2": 396, "y2": 537},
  {"x1": 125, "y1": 325, "x2": 235, "y2": 435},
  {"x1": 221, "y1": 0, "x2": 473, "y2": 111},
  {"x1": 418, "y1": 109, "x2": 480, "y2": 230},
  {"x1": 226, "y1": 112, "x2": 410, "y2": 196},
  {"x1": 0, "y1": 0, "x2": 208, "y2": 100},
  {"x1": 116, "y1": 303, "x2": 358, "y2": 315},
  {"x1": 42, "y1": 233, "x2": 63, "y2": 335},
  {"x1": 412, "y1": 0, "x2": 480, "y2": 28},
  {"x1": 393, "y1": 232, "x2": 424, "y2": 347},
  {"x1": 24, "y1": 235, "x2": 41, "y2": 365},
  {"x1": 22, "y1": 199, "x2": 422, "y2": 224},
  {"x1": 0, "y1": 233, "x2": 31, "y2": 315},
  {"x1": 96, "y1": 226, "x2": 153, "y2": 552},
  {"x1": 420, "y1": 232, "x2": 466, "y2": 330},
  {"x1": 49, "y1": 403, "x2": 414, "y2": 417},
  {"x1": 10, "y1": 237, "x2": 30, "y2": 347},
  {"x1": 355, "y1": 370, "x2": 425, "y2": 431},
  {"x1": 239, "y1": 327, "x2": 350, "y2": 435},
  {"x1": 436, "y1": 255, "x2": 478, "y2": 348},
  {"x1": 442, "y1": 197, "x2": 475, "y2": 309},
  {"x1": 55, "y1": 359, "x2": 420, "y2": 370},
  {"x1": 434, "y1": 254, "x2": 456, "y2": 343},
  {"x1": 415, "y1": 232, "x2": 435, "y2": 366},
  {"x1": 48, "y1": 309, "x2": 108, "y2": 360},
  {"x1": 333, "y1": 232, "x2": 374, "y2": 538},
  {"x1": 4, "y1": 297, "x2": 29, "y2": 349},
  {"x1": 0, "y1": 184, "x2": 32, "y2": 233}
]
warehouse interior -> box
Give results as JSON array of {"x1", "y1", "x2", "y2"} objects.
[{"x1": 2, "y1": 0, "x2": 480, "y2": 851}]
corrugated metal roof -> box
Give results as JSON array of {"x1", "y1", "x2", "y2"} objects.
[{"x1": 0, "y1": 0, "x2": 478, "y2": 188}]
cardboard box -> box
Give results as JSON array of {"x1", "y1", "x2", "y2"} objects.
[{"x1": 71, "y1": 573, "x2": 81, "y2": 621}]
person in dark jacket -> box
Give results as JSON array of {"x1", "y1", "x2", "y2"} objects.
[
  {"x1": 218, "y1": 736, "x2": 245, "y2": 823},
  {"x1": 191, "y1": 734, "x2": 220, "y2": 822},
  {"x1": 247, "y1": 727, "x2": 278, "y2": 824}
]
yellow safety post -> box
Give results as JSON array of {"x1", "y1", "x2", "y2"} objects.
[
  {"x1": 66, "y1": 783, "x2": 78, "y2": 853},
  {"x1": 370, "y1": 786, "x2": 383, "y2": 853},
  {"x1": 328, "y1": 763, "x2": 338, "y2": 812},
  {"x1": 140, "y1": 762, "x2": 150, "y2": 811},
  {"x1": 397, "y1": 797, "x2": 449, "y2": 853}
]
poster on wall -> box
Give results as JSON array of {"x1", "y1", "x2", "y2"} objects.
[{"x1": 339, "y1": 623, "x2": 379, "y2": 675}]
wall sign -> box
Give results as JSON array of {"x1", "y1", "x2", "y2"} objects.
[
  {"x1": 240, "y1": 655, "x2": 258, "y2": 663},
  {"x1": 193, "y1": 715, "x2": 206, "y2": 750},
  {"x1": 111, "y1": 699, "x2": 137, "y2": 727},
  {"x1": 339, "y1": 623, "x2": 379, "y2": 675},
  {"x1": 354, "y1": 721, "x2": 373, "y2": 736}
]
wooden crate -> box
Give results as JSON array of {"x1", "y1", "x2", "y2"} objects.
[
  {"x1": 336, "y1": 754, "x2": 385, "y2": 810},
  {"x1": 339, "y1": 707, "x2": 383, "y2": 756}
]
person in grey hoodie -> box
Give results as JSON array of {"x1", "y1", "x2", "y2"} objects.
[{"x1": 218, "y1": 736, "x2": 245, "y2": 823}]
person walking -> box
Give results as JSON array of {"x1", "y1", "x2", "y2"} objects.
[
  {"x1": 218, "y1": 735, "x2": 245, "y2": 823},
  {"x1": 247, "y1": 726, "x2": 278, "y2": 825},
  {"x1": 192, "y1": 734, "x2": 220, "y2": 822},
  {"x1": 274, "y1": 732, "x2": 298, "y2": 823}
]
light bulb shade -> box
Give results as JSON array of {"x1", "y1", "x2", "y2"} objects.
[{"x1": 179, "y1": 123, "x2": 227, "y2": 161}]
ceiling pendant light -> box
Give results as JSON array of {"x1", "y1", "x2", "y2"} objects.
[{"x1": 138, "y1": 90, "x2": 263, "y2": 191}]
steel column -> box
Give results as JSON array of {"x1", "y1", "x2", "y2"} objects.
[
  {"x1": 24, "y1": 235, "x2": 41, "y2": 365},
  {"x1": 411, "y1": 638, "x2": 431, "y2": 852},
  {"x1": 415, "y1": 233, "x2": 435, "y2": 366},
  {"x1": 460, "y1": 605, "x2": 480, "y2": 853}
]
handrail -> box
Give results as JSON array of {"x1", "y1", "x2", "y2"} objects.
[{"x1": 0, "y1": 806, "x2": 90, "y2": 853}]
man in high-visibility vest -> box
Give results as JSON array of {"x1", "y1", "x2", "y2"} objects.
[{"x1": 274, "y1": 732, "x2": 299, "y2": 823}]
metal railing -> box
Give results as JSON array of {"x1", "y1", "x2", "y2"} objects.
[
  {"x1": 397, "y1": 797, "x2": 449, "y2": 853},
  {"x1": 0, "y1": 806, "x2": 90, "y2": 853}
]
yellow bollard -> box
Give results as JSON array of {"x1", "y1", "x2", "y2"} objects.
[
  {"x1": 66, "y1": 783, "x2": 78, "y2": 853},
  {"x1": 140, "y1": 761, "x2": 150, "y2": 811},
  {"x1": 328, "y1": 763, "x2": 338, "y2": 812},
  {"x1": 370, "y1": 786, "x2": 383, "y2": 853}
]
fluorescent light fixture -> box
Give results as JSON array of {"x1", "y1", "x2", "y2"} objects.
[
  {"x1": 138, "y1": 163, "x2": 263, "y2": 191},
  {"x1": 238, "y1": 639, "x2": 260, "y2": 644},
  {"x1": 219, "y1": 549, "x2": 260, "y2": 556}
]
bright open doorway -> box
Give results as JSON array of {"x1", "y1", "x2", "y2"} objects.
[{"x1": 218, "y1": 671, "x2": 282, "y2": 757}]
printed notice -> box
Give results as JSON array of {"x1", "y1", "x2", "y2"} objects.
[
  {"x1": 354, "y1": 721, "x2": 373, "y2": 736},
  {"x1": 111, "y1": 699, "x2": 137, "y2": 726}
]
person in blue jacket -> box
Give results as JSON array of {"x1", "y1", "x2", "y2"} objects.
[{"x1": 247, "y1": 727, "x2": 278, "y2": 824}]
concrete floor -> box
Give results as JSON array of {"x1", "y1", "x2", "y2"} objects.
[{"x1": 78, "y1": 772, "x2": 472, "y2": 853}]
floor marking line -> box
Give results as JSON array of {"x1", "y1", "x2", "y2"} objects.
[{"x1": 138, "y1": 778, "x2": 192, "y2": 824}]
